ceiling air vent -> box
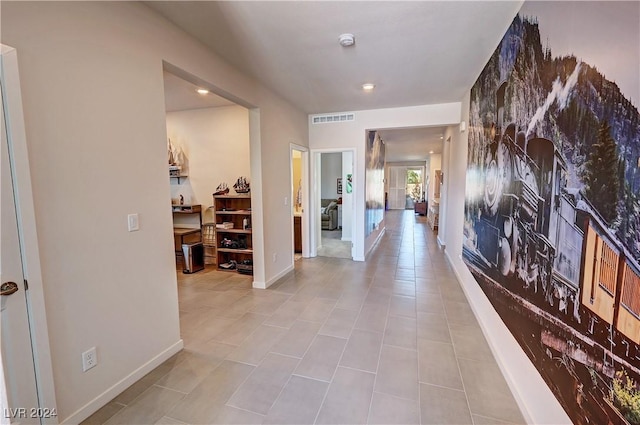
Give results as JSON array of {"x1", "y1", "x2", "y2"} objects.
[{"x1": 311, "y1": 113, "x2": 355, "y2": 124}]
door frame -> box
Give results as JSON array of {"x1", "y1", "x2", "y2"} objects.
[
  {"x1": 1, "y1": 44, "x2": 57, "y2": 420},
  {"x1": 309, "y1": 148, "x2": 357, "y2": 259},
  {"x1": 289, "y1": 144, "x2": 309, "y2": 259}
]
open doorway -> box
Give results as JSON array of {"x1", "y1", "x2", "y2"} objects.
[
  {"x1": 313, "y1": 150, "x2": 354, "y2": 259},
  {"x1": 388, "y1": 166, "x2": 425, "y2": 210},
  {"x1": 290, "y1": 145, "x2": 309, "y2": 261},
  {"x1": 163, "y1": 69, "x2": 251, "y2": 274}
]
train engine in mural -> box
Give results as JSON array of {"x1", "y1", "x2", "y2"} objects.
[
  {"x1": 472, "y1": 83, "x2": 583, "y2": 320},
  {"x1": 468, "y1": 81, "x2": 640, "y2": 363}
]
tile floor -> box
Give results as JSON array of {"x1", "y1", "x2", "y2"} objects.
[{"x1": 82, "y1": 210, "x2": 525, "y2": 425}]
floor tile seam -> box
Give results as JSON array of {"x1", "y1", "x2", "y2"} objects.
[
  {"x1": 417, "y1": 377, "x2": 466, "y2": 392},
  {"x1": 418, "y1": 380, "x2": 468, "y2": 395},
  {"x1": 162, "y1": 413, "x2": 190, "y2": 424},
  {"x1": 371, "y1": 389, "x2": 419, "y2": 405},
  {"x1": 413, "y1": 216, "x2": 437, "y2": 425},
  {"x1": 365, "y1": 297, "x2": 392, "y2": 424},
  {"x1": 191, "y1": 335, "x2": 239, "y2": 353},
  {"x1": 373, "y1": 387, "x2": 419, "y2": 403},
  {"x1": 209, "y1": 322, "x2": 264, "y2": 347},
  {"x1": 290, "y1": 372, "x2": 332, "y2": 384},
  {"x1": 151, "y1": 383, "x2": 190, "y2": 396},
  {"x1": 223, "y1": 400, "x2": 268, "y2": 418},
  {"x1": 470, "y1": 412, "x2": 519, "y2": 425},
  {"x1": 381, "y1": 341, "x2": 418, "y2": 353},
  {"x1": 250, "y1": 370, "x2": 299, "y2": 421},
  {"x1": 312, "y1": 296, "x2": 371, "y2": 425},
  {"x1": 118, "y1": 384, "x2": 187, "y2": 423},
  {"x1": 224, "y1": 353, "x2": 302, "y2": 418},
  {"x1": 261, "y1": 321, "x2": 293, "y2": 330},
  {"x1": 220, "y1": 358, "x2": 267, "y2": 411},
  {"x1": 445, "y1": 306, "x2": 475, "y2": 425},
  {"x1": 113, "y1": 365, "x2": 180, "y2": 408},
  {"x1": 317, "y1": 329, "x2": 349, "y2": 340},
  {"x1": 387, "y1": 310, "x2": 418, "y2": 321}
]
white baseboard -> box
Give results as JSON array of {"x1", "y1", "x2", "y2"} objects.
[
  {"x1": 255, "y1": 264, "x2": 294, "y2": 289},
  {"x1": 444, "y1": 251, "x2": 571, "y2": 425},
  {"x1": 62, "y1": 340, "x2": 184, "y2": 425},
  {"x1": 364, "y1": 227, "x2": 386, "y2": 261},
  {"x1": 437, "y1": 235, "x2": 446, "y2": 247}
]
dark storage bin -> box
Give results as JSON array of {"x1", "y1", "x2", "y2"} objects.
[{"x1": 182, "y1": 242, "x2": 204, "y2": 274}]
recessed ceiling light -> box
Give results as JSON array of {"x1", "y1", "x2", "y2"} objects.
[
  {"x1": 429, "y1": 150, "x2": 434, "y2": 154},
  {"x1": 339, "y1": 33, "x2": 355, "y2": 47},
  {"x1": 362, "y1": 83, "x2": 375, "y2": 91},
  {"x1": 196, "y1": 88, "x2": 209, "y2": 95},
  {"x1": 440, "y1": 136, "x2": 443, "y2": 139}
]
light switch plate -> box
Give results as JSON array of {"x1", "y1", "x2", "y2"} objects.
[{"x1": 127, "y1": 213, "x2": 139, "y2": 232}]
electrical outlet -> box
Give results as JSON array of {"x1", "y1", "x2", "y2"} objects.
[
  {"x1": 272, "y1": 253, "x2": 277, "y2": 263},
  {"x1": 82, "y1": 347, "x2": 98, "y2": 372}
]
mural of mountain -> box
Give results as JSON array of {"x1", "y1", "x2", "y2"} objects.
[
  {"x1": 465, "y1": 8, "x2": 640, "y2": 425},
  {"x1": 470, "y1": 14, "x2": 640, "y2": 260}
]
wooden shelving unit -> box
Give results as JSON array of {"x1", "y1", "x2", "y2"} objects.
[{"x1": 213, "y1": 195, "x2": 252, "y2": 272}]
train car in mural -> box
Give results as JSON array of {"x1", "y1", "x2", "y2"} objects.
[{"x1": 464, "y1": 81, "x2": 640, "y2": 367}]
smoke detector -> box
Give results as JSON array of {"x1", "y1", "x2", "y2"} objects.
[{"x1": 339, "y1": 33, "x2": 355, "y2": 47}]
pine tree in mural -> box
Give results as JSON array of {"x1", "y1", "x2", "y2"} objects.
[{"x1": 582, "y1": 121, "x2": 620, "y2": 226}]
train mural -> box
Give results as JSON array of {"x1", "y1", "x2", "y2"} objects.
[
  {"x1": 463, "y1": 4, "x2": 640, "y2": 424},
  {"x1": 465, "y1": 81, "x2": 640, "y2": 356}
]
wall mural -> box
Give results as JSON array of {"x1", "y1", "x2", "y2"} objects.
[
  {"x1": 366, "y1": 130, "x2": 385, "y2": 237},
  {"x1": 463, "y1": 3, "x2": 640, "y2": 424}
]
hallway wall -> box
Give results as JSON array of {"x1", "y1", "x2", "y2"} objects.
[
  {"x1": 441, "y1": 94, "x2": 569, "y2": 424},
  {"x1": 2, "y1": 2, "x2": 307, "y2": 422}
]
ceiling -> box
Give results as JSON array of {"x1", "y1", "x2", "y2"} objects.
[
  {"x1": 163, "y1": 70, "x2": 235, "y2": 112},
  {"x1": 154, "y1": 1, "x2": 522, "y2": 159}
]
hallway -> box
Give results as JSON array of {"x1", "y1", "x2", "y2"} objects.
[{"x1": 83, "y1": 210, "x2": 525, "y2": 425}]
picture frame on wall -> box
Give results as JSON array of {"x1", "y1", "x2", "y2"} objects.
[{"x1": 337, "y1": 178, "x2": 343, "y2": 194}]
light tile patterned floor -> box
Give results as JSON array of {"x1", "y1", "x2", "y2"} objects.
[{"x1": 83, "y1": 210, "x2": 526, "y2": 425}]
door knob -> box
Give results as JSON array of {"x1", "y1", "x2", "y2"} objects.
[{"x1": 0, "y1": 282, "x2": 19, "y2": 296}]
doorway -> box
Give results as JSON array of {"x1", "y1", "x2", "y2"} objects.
[
  {"x1": 312, "y1": 150, "x2": 354, "y2": 259},
  {"x1": 388, "y1": 166, "x2": 425, "y2": 210},
  {"x1": 1, "y1": 44, "x2": 55, "y2": 423},
  {"x1": 163, "y1": 68, "x2": 251, "y2": 273},
  {"x1": 290, "y1": 145, "x2": 309, "y2": 261}
]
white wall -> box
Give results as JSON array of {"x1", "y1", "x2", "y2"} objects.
[
  {"x1": 441, "y1": 94, "x2": 570, "y2": 424},
  {"x1": 166, "y1": 106, "x2": 250, "y2": 224},
  {"x1": 341, "y1": 151, "x2": 353, "y2": 241},
  {"x1": 2, "y1": 2, "x2": 307, "y2": 422},
  {"x1": 437, "y1": 130, "x2": 454, "y2": 246},
  {"x1": 320, "y1": 152, "x2": 342, "y2": 199},
  {"x1": 427, "y1": 154, "x2": 442, "y2": 203},
  {"x1": 309, "y1": 103, "x2": 461, "y2": 260}
]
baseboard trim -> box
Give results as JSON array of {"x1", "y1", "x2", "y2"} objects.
[
  {"x1": 437, "y1": 235, "x2": 446, "y2": 247},
  {"x1": 255, "y1": 264, "x2": 294, "y2": 289},
  {"x1": 62, "y1": 340, "x2": 184, "y2": 425},
  {"x1": 364, "y1": 227, "x2": 386, "y2": 261}
]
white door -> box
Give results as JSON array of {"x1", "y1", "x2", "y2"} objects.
[
  {"x1": 0, "y1": 67, "x2": 40, "y2": 424},
  {"x1": 388, "y1": 166, "x2": 407, "y2": 210}
]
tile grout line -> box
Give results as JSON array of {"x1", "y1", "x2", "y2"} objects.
[{"x1": 312, "y1": 275, "x2": 381, "y2": 425}]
